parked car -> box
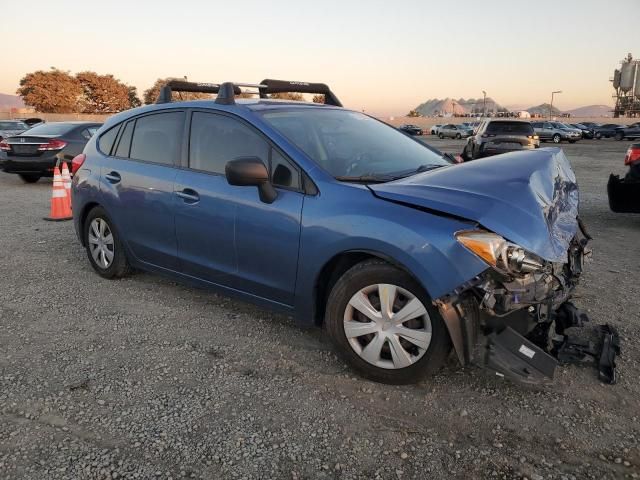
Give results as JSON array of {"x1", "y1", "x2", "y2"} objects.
[
  {"x1": 72, "y1": 79, "x2": 591, "y2": 385},
  {"x1": 614, "y1": 123, "x2": 640, "y2": 141},
  {"x1": 438, "y1": 124, "x2": 473, "y2": 139},
  {"x1": 398, "y1": 124, "x2": 423, "y2": 136},
  {"x1": 19, "y1": 117, "x2": 45, "y2": 127},
  {"x1": 568, "y1": 123, "x2": 594, "y2": 139},
  {"x1": 430, "y1": 124, "x2": 443, "y2": 135},
  {"x1": 607, "y1": 143, "x2": 640, "y2": 213},
  {"x1": 462, "y1": 119, "x2": 539, "y2": 160},
  {"x1": 0, "y1": 120, "x2": 29, "y2": 141},
  {"x1": 593, "y1": 123, "x2": 621, "y2": 139},
  {"x1": 531, "y1": 121, "x2": 581, "y2": 143},
  {"x1": 0, "y1": 121, "x2": 101, "y2": 183}
]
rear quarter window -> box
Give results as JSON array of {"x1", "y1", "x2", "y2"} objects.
[{"x1": 98, "y1": 124, "x2": 121, "y2": 155}]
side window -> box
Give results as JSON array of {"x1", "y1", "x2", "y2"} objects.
[
  {"x1": 189, "y1": 112, "x2": 269, "y2": 174},
  {"x1": 271, "y1": 149, "x2": 300, "y2": 190},
  {"x1": 129, "y1": 112, "x2": 184, "y2": 165},
  {"x1": 114, "y1": 121, "x2": 134, "y2": 158},
  {"x1": 97, "y1": 124, "x2": 120, "y2": 155}
]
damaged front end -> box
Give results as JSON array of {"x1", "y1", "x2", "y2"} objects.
[{"x1": 437, "y1": 223, "x2": 619, "y2": 384}]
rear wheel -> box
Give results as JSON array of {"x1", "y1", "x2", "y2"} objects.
[
  {"x1": 615, "y1": 131, "x2": 624, "y2": 141},
  {"x1": 18, "y1": 174, "x2": 41, "y2": 183},
  {"x1": 84, "y1": 206, "x2": 131, "y2": 279},
  {"x1": 552, "y1": 134, "x2": 561, "y2": 144},
  {"x1": 595, "y1": 132, "x2": 602, "y2": 139},
  {"x1": 438, "y1": 133, "x2": 444, "y2": 139},
  {"x1": 325, "y1": 259, "x2": 451, "y2": 384},
  {"x1": 455, "y1": 133, "x2": 462, "y2": 139}
]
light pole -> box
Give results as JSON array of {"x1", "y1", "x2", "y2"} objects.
[
  {"x1": 550, "y1": 90, "x2": 562, "y2": 119},
  {"x1": 482, "y1": 90, "x2": 487, "y2": 117}
]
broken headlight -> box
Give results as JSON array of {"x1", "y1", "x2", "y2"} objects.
[{"x1": 455, "y1": 230, "x2": 545, "y2": 275}]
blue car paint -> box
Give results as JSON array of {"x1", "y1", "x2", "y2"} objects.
[
  {"x1": 369, "y1": 148, "x2": 579, "y2": 263},
  {"x1": 72, "y1": 99, "x2": 576, "y2": 328}
]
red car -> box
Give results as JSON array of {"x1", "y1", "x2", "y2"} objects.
[{"x1": 607, "y1": 143, "x2": 640, "y2": 213}]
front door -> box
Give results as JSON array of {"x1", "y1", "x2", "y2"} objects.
[{"x1": 174, "y1": 111, "x2": 303, "y2": 305}]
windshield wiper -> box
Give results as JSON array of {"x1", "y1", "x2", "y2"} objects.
[{"x1": 334, "y1": 173, "x2": 398, "y2": 184}]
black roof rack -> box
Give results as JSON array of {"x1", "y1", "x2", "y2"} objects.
[
  {"x1": 155, "y1": 80, "x2": 241, "y2": 104},
  {"x1": 258, "y1": 79, "x2": 342, "y2": 107}
]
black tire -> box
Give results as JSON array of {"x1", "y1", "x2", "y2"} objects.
[
  {"x1": 595, "y1": 132, "x2": 602, "y2": 139},
  {"x1": 455, "y1": 133, "x2": 461, "y2": 139},
  {"x1": 552, "y1": 134, "x2": 561, "y2": 144},
  {"x1": 83, "y1": 206, "x2": 131, "y2": 279},
  {"x1": 438, "y1": 133, "x2": 444, "y2": 139},
  {"x1": 324, "y1": 259, "x2": 451, "y2": 384},
  {"x1": 18, "y1": 173, "x2": 41, "y2": 183},
  {"x1": 461, "y1": 145, "x2": 472, "y2": 161},
  {"x1": 615, "y1": 131, "x2": 624, "y2": 141}
]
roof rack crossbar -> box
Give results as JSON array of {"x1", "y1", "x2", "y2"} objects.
[
  {"x1": 155, "y1": 80, "x2": 240, "y2": 104},
  {"x1": 258, "y1": 79, "x2": 343, "y2": 107}
]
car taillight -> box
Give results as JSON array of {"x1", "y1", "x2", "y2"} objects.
[
  {"x1": 624, "y1": 146, "x2": 640, "y2": 166},
  {"x1": 71, "y1": 154, "x2": 86, "y2": 174},
  {"x1": 0, "y1": 140, "x2": 9, "y2": 151},
  {"x1": 37, "y1": 139, "x2": 67, "y2": 151}
]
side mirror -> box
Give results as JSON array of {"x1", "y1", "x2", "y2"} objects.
[{"x1": 225, "y1": 157, "x2": 277, "y2": 204}]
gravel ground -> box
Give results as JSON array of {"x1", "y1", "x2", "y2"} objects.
[{"x1": 0, "y1": 138, "x2": 638, "y2": 480}]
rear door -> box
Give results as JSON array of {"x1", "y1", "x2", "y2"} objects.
[
  {"x1": 174, "y1": 110, "x2": 303, "y2": 305},
  {"x1": 99, "y1": 111, "x2": 184, "y2": 271}
]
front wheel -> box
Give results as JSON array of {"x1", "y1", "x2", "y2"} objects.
[
  {"x1": 595, "y1": 132, "x2": 602, "y2": 139},
  {"x1": 324, "y1": 260, "x2": 451, "y2": 384},
  {"x1": 552, "y1": 134, "x2": 561, "y2": 144},
  {"x1": 615, "y1": 132, "x2": 624, "y2": 141},
  {"x1": 438, "y1": 133, "x2": 444, "y2": 139},
  {"x1": 18, "y1": 174, "x2": 41, "y2": 183},
  {"x1": 84, "y1": 206, "x2": 131, "y2": 279},
  {"x1": 455, "y1": 133, "x2": 462, "y2": 139}
]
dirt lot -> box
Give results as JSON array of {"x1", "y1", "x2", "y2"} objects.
[{"x1": 0, "y1": 138, "x2": 638, "y2": 480}]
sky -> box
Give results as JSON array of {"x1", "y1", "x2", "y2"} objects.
[{"x1": 2, "y1": 0, "x2": 639, "y2": 116}]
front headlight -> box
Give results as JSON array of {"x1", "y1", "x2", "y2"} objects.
[{"x1": 455, "y1": 230, "x2": 545, "y2": 275}]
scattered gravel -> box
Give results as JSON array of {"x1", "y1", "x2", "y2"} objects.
[{"x1": 0, "y1": 138, "x2": 638, "y2": 479}]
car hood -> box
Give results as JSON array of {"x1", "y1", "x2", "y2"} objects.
[{"x1": 369, "y1": 148, "x2": 579, "y2": 262}]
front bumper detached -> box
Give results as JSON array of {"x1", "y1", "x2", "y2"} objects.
[{"x1": 437, "y1": 226, "x2": 620, "y2": 385}]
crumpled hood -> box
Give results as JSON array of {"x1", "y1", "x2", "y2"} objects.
[{"x1": 369, "y1": 148, "x2": 579, "y2": 262}]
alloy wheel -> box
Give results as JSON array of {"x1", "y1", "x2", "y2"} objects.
[
  {"x1": 88, "y1": 218, "x2": 115, "y2": 269},
  {"x1": 343, "y1": 284, "x2": 432, "y2": 369}
]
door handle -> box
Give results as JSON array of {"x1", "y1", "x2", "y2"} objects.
[
  {"x1": 175, "y1": 188, "x2": 200, "y2": 203},
  {"x1": 105, "y1": 171, "x2": 121, "y2": 183}
]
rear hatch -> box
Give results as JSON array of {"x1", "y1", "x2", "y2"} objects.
[{"x1": 482, "y1": 121, "x2": 536, "y2": 149}]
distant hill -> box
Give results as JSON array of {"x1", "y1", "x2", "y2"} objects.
[
  {"x1": 414, "y1": 97, "x2": 504, "y2": 116},
  {"x1": 526, "y1": 103, "x2": 561, "y2": 116},
  {"x1": 0, "y1": 93, "x2": 25, "y2": 109},
  {"x1": 565, "y1": 105, "x2": 612, "y2": 117}
]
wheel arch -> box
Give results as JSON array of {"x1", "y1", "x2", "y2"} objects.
[
  {"x1": 77, "y1": 201, "x2": 101, "y2": 246},
  {"x1": 311, "y1": 249, "x2": 428, "y2": 328}
]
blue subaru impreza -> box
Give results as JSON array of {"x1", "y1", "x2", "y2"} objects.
[{"x1": 72, "y1": 80, "x2": 591, "y2": 385}]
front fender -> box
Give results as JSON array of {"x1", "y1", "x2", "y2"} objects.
[{"x1": 293, "y1": 183, "x2": 488, "y2": 326}]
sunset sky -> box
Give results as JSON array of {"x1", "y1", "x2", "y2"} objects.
[{"x1": 3, "y1": 0, "x2": 639, "y2": 116}]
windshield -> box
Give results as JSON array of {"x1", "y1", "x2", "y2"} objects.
[
  {"x1": 261, "y1": 109, "x2": 449, "y2": 179},
  {"x1": 23, "y1": 123, "x2": 75, "y2": 136},
  {"x1": 0, "y1": 121, "x2": 27, "y2": 130}
]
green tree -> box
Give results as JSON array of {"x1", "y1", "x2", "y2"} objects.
[{"x1": 17, "y1": 68, "x2": 83, "y2": 113}]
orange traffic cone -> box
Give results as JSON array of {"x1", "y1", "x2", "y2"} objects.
[
  {"x1": 44, "y1": 166, "x2": 73, "y2": 221},
  {"x1": 61, "y1": 161, "x2": 72, "y2": 208}
]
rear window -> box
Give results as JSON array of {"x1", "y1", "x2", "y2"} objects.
[
  {"x1": 98, "y1": 125, "x2": 120, "y2": 155},
  {"x1": 0, "y1": 121, "x2": 27, "y2": 130},
  {"x1": 129, "y1": 112, "x2": 184, "y2": 165},
  {"x1": 23, "y1": 123, "x2": 76, "y2": 136},
  {"x1": 486, "y1": 122, "x2": 534, "y2": 135}
]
